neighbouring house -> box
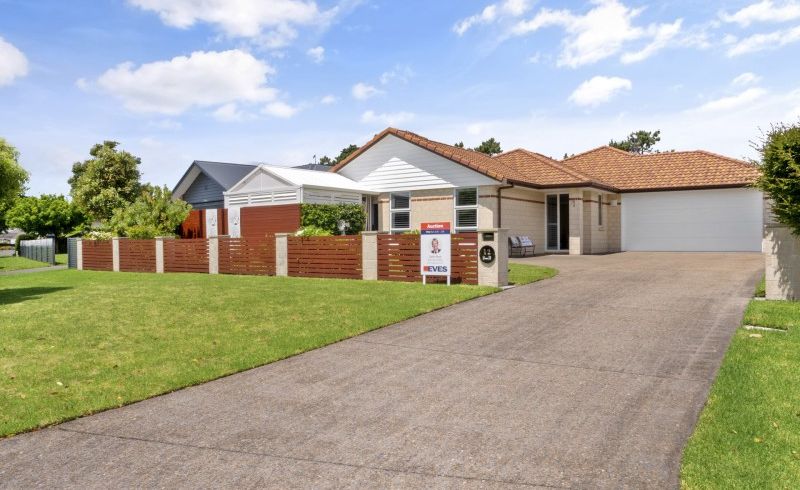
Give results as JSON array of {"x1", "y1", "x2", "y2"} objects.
[
  {"x1": 173, "y1": 160, "x2": 258, "y2": 209},
  {"x1": 175, "y1": 127, "x2": 763, "y2": 254}
]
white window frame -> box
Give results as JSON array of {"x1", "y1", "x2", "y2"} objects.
[
  {"x1": 390, "y1": 192, "x2": 411, "y2": 233},
  {"x1": 453, "y1": 187, "x2": 479, "y2": 232}
]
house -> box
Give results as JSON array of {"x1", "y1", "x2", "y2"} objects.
[
  {"x1": 176, "y1": 127, "x2": 763, "y2": 254},
  {"x1": 173, "y1": 161, "x2": 258, "y2": 209}
]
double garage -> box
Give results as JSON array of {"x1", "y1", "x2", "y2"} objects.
[{"x1": 621, "y1": 188, "x2": 763, "y2": 252}]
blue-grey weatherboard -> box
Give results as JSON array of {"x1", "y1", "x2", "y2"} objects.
[{"x1": 173, "y1": 161, "x2": 257, "y2": 209}]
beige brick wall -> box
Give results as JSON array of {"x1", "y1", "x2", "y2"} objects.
[
  {"x1": 488, "y1": 186, "x2": 545, "y2": 250},
  {"x1": 581, "y1": 190, "x2": 615, "y2": 254},
  {"x1": 607, "y1": 195, "x2": 621, "y2": 252},
  {"x1": 376, "y1": 188, "x2": 459, "y2": 231}
]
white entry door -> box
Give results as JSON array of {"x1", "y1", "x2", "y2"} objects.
[{"x1": 621, "y1": 188, "x2": 763, "y2": 252}]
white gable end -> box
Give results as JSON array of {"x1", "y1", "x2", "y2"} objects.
[
  {"x1": 338, "y1": 135, "x2": 499, "y2": 191},
  {"x1": 231, "y1": 170, "x2": 293, "y2": 194}
]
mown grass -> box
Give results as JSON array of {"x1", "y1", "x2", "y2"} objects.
[
  {"x1": 0, "y1": 265, "x2": 553, "y2": 437},
  {"x1": 681, "y1": 300, "x2": 800, "y2": 489},
  {"x1": 0, "y1": 255, "x2": 52, "y2": 271},
  {"x1": 508, "y1": 263, "x2": 558, "y2": 285},
  {"x1": 754, "y1": 276, "x2": 766, "y2": 298}
]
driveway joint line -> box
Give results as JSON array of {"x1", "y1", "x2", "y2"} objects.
[
  {"x1": 350, "y1": 338, "x2": 708, "y2": 383},
  {"x1": 54, "y1": 427, "x2": 570, "y2": 489}
]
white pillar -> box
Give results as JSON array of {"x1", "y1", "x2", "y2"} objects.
[
  {"x1": 76, "y1": 239, "x2": 83, "y2": 270},
  {"x1": 155, "y1": 237, "x2": 165, "y2": 273},
  {"x1": 477, "y1": 228, "x2": 508, "y2": 287},
  {"x1": 112, "y1": 237, "x2": 121, "y2": 272},
  {"x1": 361, "y1": 231, "x2": 378, "y2": 280},
  {"x1": 275, "y1": 233, "x2": 289, "y2": 277},
  {"x1": 208, "y1": 236, "x2": 219, "y2": 274},
  {"x1": 568, "y1": 190, "x2": 584, "y2": 255}
]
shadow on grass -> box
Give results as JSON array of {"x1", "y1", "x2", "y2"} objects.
[{"x1": 0, "y1": 287, "x2": 72, "y2": 306}]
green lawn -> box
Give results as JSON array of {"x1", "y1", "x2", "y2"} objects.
[
  {"x1": 0, "y1": 255, "x2": 53, "y2": 271},
  {"x1": 55, "y1": 253, "x2": 67, "y2": 265},
  {"x1": 0, "y1": 264, "x2": 554, "y2": 437},
  {"x1": 509, "y1": 262, "x2": 558, "y2": 285},
  {"x1": 681, "y1": 300, "x2": 800, "y2": 489},
  {"x1": 754, "y1": 276, "x2": 766, "y2": 298}
]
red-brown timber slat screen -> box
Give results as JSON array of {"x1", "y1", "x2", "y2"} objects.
[
  {"x1": 287, "y1": 235, "x2": 362, "y2": 279},
  {"x1": 118, "y1": 239, "x2": 156, "y2": 272},
  {"x1": 219, "y1": 236, "x2": 275, "y2": 276},
  {"x1": 164, "y1": 239, "x2": 209, "y2": 273},
  {"x1": 82, "y1": 240, "x2": 113, "y2": 271},
  {"x1": 377, "y1": 233, "x2": 478, "y2": 284}
]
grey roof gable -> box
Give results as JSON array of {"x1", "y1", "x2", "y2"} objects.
[{"x1": 193, "y1": 161, "x2": 258, "y2": 190}]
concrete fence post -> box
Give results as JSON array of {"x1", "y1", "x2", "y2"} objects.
[
  {"x1": 208, "y1": 236, "x2": 219, "y2": 274},
  {"x1": 477, "y1": 228, "x2": 508, "y2": 287},
  {"x1": 76, "y1": 238, "x2": 83, "y2": 270},
  {"x1": 361, "y1": 231, "x2": 378, "y2": 280},
  {"x1": 112, "y1": 237, "x2": 121, "y2": 272},
  {"x1": 275, "y1": 233, "x2": 289, "y2": 277},
  {"x1": 155, "y1": 237, "x2": 166, "y2": 273}
]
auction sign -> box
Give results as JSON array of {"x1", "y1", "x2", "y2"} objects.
[{"x1": 420, "y1": 222, "x2": 451, "y2": 284}]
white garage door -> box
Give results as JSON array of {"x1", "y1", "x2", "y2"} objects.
[{"x1": 622, "y1": 188, "x2": 763, "y2": 252}]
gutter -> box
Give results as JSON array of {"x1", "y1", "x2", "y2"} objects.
[{"x1": 496, "y1": 182, "x2": 514, "y2": 228}]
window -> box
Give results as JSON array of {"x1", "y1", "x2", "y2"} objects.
[
  {"x1": 598, "y1": 194, "x2": 603, "y2": 226},
  {"x1": 454, "y1": 187, "x2": 478, "y2": 231},
  {"x1": 390, "y1": 192, "x2": 410, "y2": 233}
]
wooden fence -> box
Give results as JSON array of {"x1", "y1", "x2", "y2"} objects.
[
  {"x1": 82, "y1": 240, "x2": 113, "y2": 271},
  {"x1": 287, "y1": 235, "x2": 362, "y2": 279},
  {"x1": 378, "y1": 233, "x2": 478, "y2": 284},
  {"x1": 118, "y1": 239, "x2": 156, "y2": 273},
  {"x1": 219, "y1": 236, "x2": 275, "y2": 276},
  {"x1": 164, "y1": 239, "x2": 209, "y2": 273}
]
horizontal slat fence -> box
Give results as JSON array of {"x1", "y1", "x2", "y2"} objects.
[
  {"x1": 378, "y1": 233, "x2": 478, "y2": 284},
  {"x1": 164, "y1": 239, "x2": 209, "y2": 273},
  {"x1": 82, "y1": 240, "x2": 113, "y2": 271},
  {"x1": 219, "y1": 237, "x2": 275, "y2": 276},
  {"x1": 119, "y1": 239, "x2": 156, "y2": 272},
  {"x1": 287, "y1": 235, "x2": 362, "y2": 279}
]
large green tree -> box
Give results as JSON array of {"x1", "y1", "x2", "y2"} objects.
[
  {"x1": 108, "y1": 185, "x2": 191, "y2": 238},
  {"x1": 6, "y1": 194, "x2": 85, "y2": 237},
  {"x1": 756, "y1": 123, "x2": 800, "y2": 235},
  {"x1": 317, "y1": 144, "x2": 360, "y2": 167},
  {"x1": 609, "y1": 130, "x2": 661, "y2": 154},
  {"x1": 474, "y1": 138, "x2": 502, "y2": 156},
  {"x1": 69, "y1": 141, "x2": 142, "y2": 222},
  {"x1": 0, "y1": 138, "x2": 29, "y2": 232}
]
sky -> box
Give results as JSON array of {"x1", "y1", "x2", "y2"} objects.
[{"x1": 2, "y1": 0, "x2": 800, "y2": 196}]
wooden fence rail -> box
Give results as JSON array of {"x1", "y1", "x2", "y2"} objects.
[
  {"x1": 219, "y1": 236, "x2": 275, "y2": 276},
  {"x1": 287, "y1": 235, "x2": 362, "y2": 279},
  {"x1": 377, "y1": 233, "x2": 478, "y2": 284},
  {"x1": 82, "y1": 240, "x2": 113, "y2": 271},
  {"x1": 164, "y1": 239, "x2": 209, "y2": 273},
  {"x1": 118, "y1": 239, "x2": 156, "y2": 272}
]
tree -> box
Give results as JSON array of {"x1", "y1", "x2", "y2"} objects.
[
  {"x1": 474, "y1": 138, "x2": 502, "y2": 156},
  {"x1": 609, "y1": 130, "x2": 661, "y2": 154},
  {"x1": 318, "y1": 155, "x2": 334, "y2": 166},
  {"x1": 334, "y1": 144, "x2": 359, "y2": 164},
  {"x1": 6, "y1": 194, "x2": 85, "y2": 237},
  {"x1": 69, "y1": 141, "x2": 142, "y2": 223},
  {"x1": 454, "y1": 141, "x2": 465, "y2": 148},
  {"x1": 108, "y1": 185, "x2": 191, "y2": 238},
  {"x1": 756, "y1": 123, "x2": 800, "y2": 235},
  {"x1": 0, "y1": 138, "x2": 29, "y2": 232}
]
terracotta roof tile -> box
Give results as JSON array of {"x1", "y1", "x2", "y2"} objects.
[{"x1": 493, "y1": 149, "x2": 616, "y2": 190}]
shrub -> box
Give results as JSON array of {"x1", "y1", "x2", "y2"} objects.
[
  {"x1": 108, "y1": 185, "x2": 190, "y2": 239},
  {"x1": 756, "y1": 123, "x2": 800, "y2": 235},
  {"x1": 300, "y1": 203, "x2": 366, "y2": 235},
  {"x1": 84, "y1": 230, "x2": 114, "y2": 240},
  {"x1": 295, "y1": 225, "x2": 333, "y2": 237}
]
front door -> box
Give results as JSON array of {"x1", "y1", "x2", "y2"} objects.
[{"x1": 546, "y1": 194, "x2": 570, "y2": 251}]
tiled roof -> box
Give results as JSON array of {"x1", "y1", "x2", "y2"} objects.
[
  {"x1": 561, "y1": 146, "x2": 760, "y2": 191},
  {"x1": 332, "y1": 128, "x2": 760, "y2": 192}
]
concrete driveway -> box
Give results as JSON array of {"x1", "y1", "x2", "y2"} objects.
[{"x1": 0, "y1": 252, "x2": 762, "y2": 489}]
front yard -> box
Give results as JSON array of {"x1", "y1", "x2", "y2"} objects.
[
  {"x1": 0, "y1": 264, "x2": 553, "y2": 437},
  {"x1": 681, "y1": 299, "x2": 800, "y2": 488},
  {"x1": 0, "y1": 253, "x2": 67, "y2": 272}
]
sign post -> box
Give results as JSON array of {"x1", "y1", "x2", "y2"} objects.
[{"x1": 420, "y1": 222, "x2": 451, "y2": 285}]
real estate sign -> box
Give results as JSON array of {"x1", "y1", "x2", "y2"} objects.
[{"x1": 420, "y1": 222, "x2": 451, "y2": 282}]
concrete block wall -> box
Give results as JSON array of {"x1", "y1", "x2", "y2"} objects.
[
  {"x1": 492, "y1": 187, "x2": 545, "y2": 251},
  {"x1": 764, "y1": 225, "x2": 800, "y2": 300}
]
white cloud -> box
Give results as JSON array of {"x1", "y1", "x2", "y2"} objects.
[
  {"x1": 695, "y1": 87, "x2": 767, "y2": 112},
  {"x1": 263, "y1": 101, "x2": 299, "y2": 118},
  {"x1": 351, "y1": 82, "x2": 383, "y2": 100},
  {"x1": 568, "y1": 76, "x2": 632, "y2": 107},
  {"x1": 0, "y1": 37, "x2": 29, "y2": 86},
  {"x1": 306, "y1": 45, "x2": 325, "y2": 63},
  {"x1": 320, "y1": 94, "x2": 338, "y2": 104},
  {"x1": 732, "y1": 72, "x2": 762, "y2": 87},
  {"x1": 453, "y1": 0, "x2": 531, "y2": 35},
  {"x1": 510, "y1": 0, "x2": 684, "y2": 67},
  {"x1": 213, "y1": 103, "x2": 247, "y2": 122},
  {"x1": 147, "y1": 119, "x2": 183, "y2": 130},
  {"x1": 380, "y1": 64, "x2": 414, "y2": 85},
  {"x1": 128, "y1": 0, "x2": 329, "y2": 43},
  {"x1": 727, "y1": 25, "x2": 800, "y2": 56},
  {"x1": 721, "y1": 1, "x2": 800, "y2": 26},
  {"x1": 360, "y1": 110, "x2": 414, "y2": 126},
  {"x1": 96, "y1": 50, "x2": 277, "y2": 115}
]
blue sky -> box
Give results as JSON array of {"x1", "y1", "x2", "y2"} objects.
[{"x1": 2, "y1": 0, "x2": 800, "y2": 195}]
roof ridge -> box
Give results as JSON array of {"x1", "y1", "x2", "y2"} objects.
[
  {"x1": 563, "y1": 145, "x2": 632, "y2": 162},
  {"x1": 194, "y1": 160, "x2": 257, "y2": 167}
]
